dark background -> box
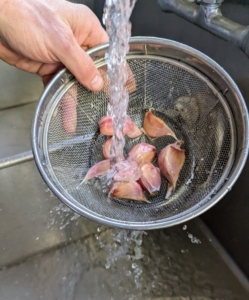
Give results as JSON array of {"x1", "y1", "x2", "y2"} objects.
[{"x1": 78, "y1": 0, "x2": 249, "y2": 279}]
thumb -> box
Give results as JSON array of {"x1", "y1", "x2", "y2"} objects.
[{"x1": 54, "y1": 33, "x2": 104, "y2": 92}]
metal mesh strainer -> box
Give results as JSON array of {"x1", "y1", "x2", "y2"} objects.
[{"x1": 32, "y1": 37, "x2": 249, "y2": 230}]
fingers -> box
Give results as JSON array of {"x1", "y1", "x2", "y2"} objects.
[
  {"x1": 99, "y1": 65, "x2": 137, "y2": 98},
  {"x1": 53, "y1": 30, "x2": 104, "y2": 92},
  {"x1": 126, "y1": 65, "x2": 137, "y2": 94},
  {"x1": 0, "y1": 42, "x2": 22, "y2": 65},
  {"x1": 51, "y1": 4, "x2": 108, "y2": 92},
  {"x1": 38, "y1": 62, "x2": 64, "y2": 78},
  {"x1": 42, "y1": 74, "x2": 55, "y2": 87},
  {"x1": 69, "y1": 4, "x2": 109, "y2": 48},
  {"x1": 38, "y1": 62, "x2": 64, "y2": 87},
  {"x1": 61, "y1": 85, "x2": 78, "y2": 134},
  {"x1": 0, "y1": 42, "x2": 43, "y2": 73}
]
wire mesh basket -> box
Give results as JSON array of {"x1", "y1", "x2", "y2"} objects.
[{"x1": 32, "y1": 37, "x2": 249, "y2": 230}]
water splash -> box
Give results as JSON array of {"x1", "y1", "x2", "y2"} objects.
[
  {"x1": 103, "y1": 0, "x2": 137, "y2": 164},
  {"x1": 46, "y1": 200, "x2": 80, "y2": 230},
  {"x1": 96, "y1": 228, "x2": 146, "y2": 290},
  {"x1": 187, "y1": 233, "x2": 201, "y2": 244}
]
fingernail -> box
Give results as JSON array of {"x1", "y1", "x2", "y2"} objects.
[{"x1": 90, "y1": 75, "x2": 103, "y2": 91}]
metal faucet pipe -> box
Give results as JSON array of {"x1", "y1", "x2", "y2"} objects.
[{"x1": 158, "y1": 0, "x2": 249, "y2": 57}]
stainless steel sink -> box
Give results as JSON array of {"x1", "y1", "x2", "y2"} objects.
[
  {"x1": 0, "y1": 0, "x2": 249, "y2": 298},
  {"x1": 0, "y1": 73, "x2": 248, "y2": 298}
]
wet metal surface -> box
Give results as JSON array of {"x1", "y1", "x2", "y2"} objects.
[
  {"x1": 0, "y1": 219, "x2": 248, "y2": 300},
  {"x1": 0, "y1": 103, "x2": 37, "y2": 159},
  {"x1": 0, "y1": 160, "x2": 98, "y2": 267},
  {"x1": 0, "y1": 61, "x2": 42, "y2": 110}
]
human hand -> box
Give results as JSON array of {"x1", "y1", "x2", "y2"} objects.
[
  {"x1": 60, "y1": 65, "x2": 137, "y2": 134},
  {"x1": 0, "y1": 0, "x2": 108, "y2": 91},
  {"x1": 0, "y1": 0, "x2": 136, "y2": 135}
]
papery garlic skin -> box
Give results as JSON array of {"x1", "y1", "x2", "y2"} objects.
[
  {"x1": 110, "y1": 181, "x2": 148, "y2": 202},
  {"x1": 83, "y1": 159, "x2": 110, "y2": 182},
  {"x1": 158, "y1": 141, "x2": 185, "y2": 199},
  {"x1": 99, "y1": 115, "x2": 142, "y2": 138},
  {"x1": 123, "y1": 116, "x2": 143, "y2": 138},
  {"x1": 114, "y1": 160, "x2": 142, "y2": 182},
  {"x1": 128, "y1": 143, "x2": 156, "y2": 167},
  {"x1": 102, "y1": 137, "x2": 112, "y2": 159},
  {"x1": 139, "y1": 163, "x2": 161, "y2": 196},
  {"x1": 143, "y1": 109, "x2": 177, "y2": 139}
]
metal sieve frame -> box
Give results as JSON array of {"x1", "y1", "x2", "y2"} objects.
[{"x1": 32, "y1": 37, "x2": 249, "y2": 230}]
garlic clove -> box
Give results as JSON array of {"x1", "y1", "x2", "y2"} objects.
[
  {"x1": 99, "y1": 116, "x2": 114, "y2": 136},
  {"x1": 139, "y1": 163, "x2": 161, "y2": 196},
  {"x1": 165, "y1": 182, "x2": 174, "y2": 200},
  {"x1": 128, "y1": 143, "x2": 156, "y2": 167},
  {"x1": 110, "y1": 181, "x2": 148, "y2": 202},
  {"x1": 143, "y1": 109, "x2": 177, "y2": 139},
  {"x1": 102, "y1": 137, "x2": 112, "y2": 159},
  {"x1": 158, "y1": 141, "x2": 185, "y2": 199},
  {"x1": 83, "y1": 159, "x2": 110, "y2": 182},
  {"x1": 114, "y1": 159, "x2": 142, "y2": 182},
  {"x1": 123, "y1": 116, "x2": 143, "y2": 138},
  {"x1": 99, "y1": 115, "x2": 141, "y2": 138}
]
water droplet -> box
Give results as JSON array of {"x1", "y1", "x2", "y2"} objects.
[
  {"x1": 182, "y1": 225, "x2": 187, "y2": 230},
  {"x1": 188, "y1": 232, "x2": 201, "y2": 244},
  {"x1": 105, "y1": 261, "x2": 111, "y2": 269},
  {"x1": 132, "y1": 263, "x2": 137, "y2": 269}
]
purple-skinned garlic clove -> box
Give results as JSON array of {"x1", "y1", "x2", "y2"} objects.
[
  {"x1": 99, "y1": 115, "x2": 142, "y2": 138},
  {"x1": 128, "y1": 143, "x2": 156, "y2": 167},
  {"x1": 158, "y1": 141, "x2": 185, "y2": 199},
  {"x1": 102, "y1": 137, "x2": 112, "y2": 159},
  {"x1": 123, "y1": 116, "x2": 143, "y2": 138},
  {"x1": 143, "y1": 109, "x2": 177, "y2": 139},
  {"x1": 139, "y1": 163, "x2": 161, "y2": 196},
  {"x1": 83, "y1": 159, "x2": 110, "y2": 183},
  {"x1": 109, "y1": 181, "x2": 148, "y2": 202},
  {"x1": 114, "y1": 159, "x2": 142, "y2": 182}
]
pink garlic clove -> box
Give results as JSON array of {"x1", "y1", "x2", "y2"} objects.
[
  {"x1": 102, "y1": 137, "x2": 112, "y2": 159},
  {"x1": 158, "y1": 141, "x2": 185, "y2": 199},
  {"x1": 123, "y1": 116, "x2": 143, "y2": 138},
  {"x1": 128, "y1": 143, "x2": 156, "y2": 167},
  {"x1": 139, "y1": 163, "x2": 161, "y2": 196},
  {"x1": 143, "y1": 109, "x2": 177, "y2": 139},
  {"x1": 110, "y1": 181, "x2": 148, "y2": 202},
  {"x1": 99, "y1": 116, "x2": 114, "y2": 136},
  {"x1": 99, "y1": 115, "x2": 142, "y2": 138},
  {"x1": 114, "y1": 159, "x2": 142, "y2": 182},
  {"x1": 83, "y1": 159, "x2": 110, "y2": 182}
]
